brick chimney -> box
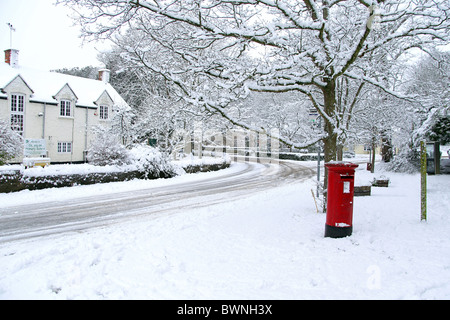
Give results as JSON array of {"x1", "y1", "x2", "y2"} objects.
[
  {"x1": 5, "y1": 49, "x2": 19, "y2": 68},
  {"x1": 98, "y1": 69, "x2": 110, "y2": 83}
]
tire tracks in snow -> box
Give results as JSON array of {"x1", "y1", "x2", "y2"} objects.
[{"x1": 0, "y1": 160, "x2": 315, "y2": 243}]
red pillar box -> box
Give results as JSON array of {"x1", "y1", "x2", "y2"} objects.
[{"x1": 325, "y1": 162, "x2": 359, "y2": 238}]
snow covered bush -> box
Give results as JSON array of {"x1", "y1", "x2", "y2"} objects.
[
  {"x1": 0, "y1": 120, "x2": 23, "y2": 165},
  {"x1": 87, "y1": 126, "x2": 130, "y2": 166},
  {"x1": 383, "y1": 149, "x2": 420, "y2": 174},
  {"x1": 88, "y1": 127, "x2": 181, "y2": 178},
  {"x1": 128, "y1": 144, "x2": 181, "y2": 179},
  {"x1": 88, "y1": 124, "x2": 179, "y2": 178}
]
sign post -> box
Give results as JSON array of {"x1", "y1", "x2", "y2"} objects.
[
  {"x1": 23, "y1": 139, "x2": 50, "y2": 168},
  {"x1": 308, "y1": 108, "x2": 322, "y2": 199},
  {"x1": 420, "y1": 141, "x2": 427, "y2": 222}
]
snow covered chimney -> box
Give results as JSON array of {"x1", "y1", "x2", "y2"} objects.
[
  {"x1": 5, "y1": 49, "x2": 19, "y2": 68},
  {"x1": 98, "y1": 69, "x2": 110, "y2": 84}
]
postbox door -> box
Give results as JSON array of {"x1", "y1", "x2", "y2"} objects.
[
  {"x1": 337, "y1": 175, "x2": 354, "y2": 226},
  {"x1": 326, "y1": 175, "x2": 354, "y2": 227}
]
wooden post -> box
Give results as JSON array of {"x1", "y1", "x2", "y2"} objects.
[
  {"x1": 420, "y1": 141, "x2": 427, "y2": 221},
  {"x1": 311, "y1": 189, "x2": 319, "y2": 213}
]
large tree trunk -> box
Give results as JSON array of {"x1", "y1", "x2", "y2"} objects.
[
  {"x1": 322, "y1": 81, "x2": 338, "y2": 164},
  {"x1": 321, "y1": 81, "x2": 338, "y2": 212}
]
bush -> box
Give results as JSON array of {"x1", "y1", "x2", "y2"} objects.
[
  {"x1": 128, "y1": 144, "x2": 181, "y2": 179},
  {"x1": 383, "y1": 149, "x2": 420, "y2": 173},
  {"x1": 88, "y1": 124, "x2": 181, "y2": 178},
  {"x1": 0, "y1": 120, "x2": 22, "y2": 165},
  {"x1": 87, "y1": 126, "x2": 129, "y2": 166}
]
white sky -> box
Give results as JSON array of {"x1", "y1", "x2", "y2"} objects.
[
  {"x1": 0, "y1": 0, "x2": 110, "y2": 71},
  {"x1": 1, "y1": 0, "x2": 448, "y2": 72}
]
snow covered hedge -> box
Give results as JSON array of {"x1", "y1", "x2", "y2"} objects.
[
  {"x1": 178, "y1": 155, "x2": 231, "y2": 174},
  {"x1": 0, "y1": 146, "x2": 230, "y2": 193},
  {"x1": 0, "y1": 169, "x2": 147, "y2": 193}
]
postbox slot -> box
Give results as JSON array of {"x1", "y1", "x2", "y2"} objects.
[{"x1": 340, "y1": 176, "x2": 354, "y2": 180}]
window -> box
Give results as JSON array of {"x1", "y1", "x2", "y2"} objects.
[
  {"x1": 57, "y1": 142, "x2": 72, "y2": 153},
  {"x1": 11, "y1": 94, "x2": 24, "y2": 112},
  {"x1": 60, "y1": 100, "x2": 72, "y2": 117},
  {"x1": 10, "y1": 94, "x2": 25, "y2": 135},
  {"x1": 10, "y1": 114, "x2": 24, "y2": 134},
  {"x1": 99, "y1": 105, "x2": 109, "y2": 120}
]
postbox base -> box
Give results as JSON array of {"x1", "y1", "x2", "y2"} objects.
[{"x1": 324, "y1": 224, "x2": 352, "y2": 238}]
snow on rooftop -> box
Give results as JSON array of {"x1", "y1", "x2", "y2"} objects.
[{"x1": 0, "y1": 62, "x2": 128, "y2": 109}]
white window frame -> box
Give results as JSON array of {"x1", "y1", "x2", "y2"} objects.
[
  {"x1": 60, "y1": 100, "x2": 72, "y2": 117},
  {"x1": 10, "y1": 93, "x2": 25, "y2": 135},
  {"x1": 57, "y1": 142, "x2": 72, "y2": 154},
  {"x1": 11, "y1": 94, "x2": 24, "y2": 113},
  {"x1": 99, "y1": 105, "x2": 109, "y2": 120}
]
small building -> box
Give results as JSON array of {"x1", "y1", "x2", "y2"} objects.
[{"x1": 0, "y1": 49, "x2": 129, "y2": 163}]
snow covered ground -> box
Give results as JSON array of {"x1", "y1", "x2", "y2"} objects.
[{"x1": 0, "y1": 158, "x2": 449, "y2": 300}]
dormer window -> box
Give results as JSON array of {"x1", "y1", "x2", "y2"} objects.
[
  {"x1": 99, "y1": 105, "x2": 109, "y2": 120},
  {"x1": 60, "y1": 100, "x2": 72, "y2": 117},
  {"x1": 10, "y1": 94, "x2": 25, "y2": 135},
  {"x1": 11, "y1": 94, "x2": 24, "y2": 113}
]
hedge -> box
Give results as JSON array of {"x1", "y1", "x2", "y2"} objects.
[{"x1": 0, "y1": 162, "x2": 230, "y2": 194}]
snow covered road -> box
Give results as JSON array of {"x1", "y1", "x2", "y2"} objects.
[{"x1": 0, "y1": 161, "x2": 314, "y2": 243}]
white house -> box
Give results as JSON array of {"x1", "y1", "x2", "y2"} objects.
[{"x1": 1, "y1": 49, "x2": 129, "y2": 163}]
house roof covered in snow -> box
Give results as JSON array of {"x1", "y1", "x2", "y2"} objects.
[{"x1": 0, "y1": 61, "x2": 129, "y2": 110}]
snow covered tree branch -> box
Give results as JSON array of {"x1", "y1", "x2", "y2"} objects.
[{"x1": 58, "y1": 0, "x2": 450, "y2": 162}]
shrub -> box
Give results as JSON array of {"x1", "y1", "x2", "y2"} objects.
[
  {"x1": 87, "y1": 126, "x2": 129, "y2": 166},
  {"x1": 383, "y1": 149, "x2": 420, "y2": 174},
  {"x1": 0, "y1": 120, "x2": 22, "y2": 165},
  {"x1": 128, "y1": 144, "x2": 181, "y2": 179}
]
